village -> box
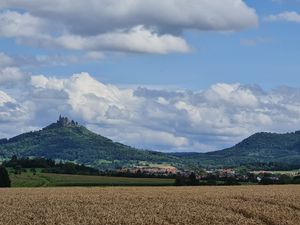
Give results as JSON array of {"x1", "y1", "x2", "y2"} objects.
[{"x1": 115, "y1": 165, "x2": 300, "y2": 185}]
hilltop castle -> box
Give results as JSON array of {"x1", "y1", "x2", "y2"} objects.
[{"x1": 57, "y1": 115, "x2": 79, "y2": 127}]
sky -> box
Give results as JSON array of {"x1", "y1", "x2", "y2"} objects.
[{"x1": 0, "y1": 0, "x2": 300, "y2": 153}]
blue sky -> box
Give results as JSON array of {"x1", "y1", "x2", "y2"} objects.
[
  {"x1": 0, "y1": 0, "x2": 299, "y2": 89},
  {"x1": 0, "y1": 0, "x2": 300, "y2": 152}
]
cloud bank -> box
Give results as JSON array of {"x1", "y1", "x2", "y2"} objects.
[
  {"x1": 0, "y1": 0, "x2": 258, "y2": 54},
  {"x1": 1, "y1": 72, "x2": 300, "y2": 152}
]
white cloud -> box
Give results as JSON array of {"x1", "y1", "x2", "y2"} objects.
[
  {"x1": 1, "y1": 0, "x2": 258, "y2": 32},
  {"x1": 31, "y1": 75, "x2": 65, "y2": 90},
  {"x1": 96, "y1": 126, "x2": 190, "y2": 149},
  {"x1": 0, "y1": 1, "x2": 258, "y2": 54},
  {"x1": 0, "y1": 90, "x2": 31, "y2": 138},
  {"x1": 0, "y1": 53, "x2": 14, "y2": 67},
  {"x1": 56, "y1": 26, "x2": 191, "y2": 54},
  {"x1": 3, "y1": 72, "x2": 300, "y2": 152},
  {"x1": 0, "y1": 90, "x2": 16, "y2": 105},
  {"x1": 266, "y1": 11, "x2": 300, "y2": 23},
  {"x1": 204, "y1": 83, "x2": 258, "y2": 107},
  {"x1": 0, "y1": 67, "x2": 26, "y2": 86},
  {"x1": 0, "y1": 10, "x2": 47, "y2": 38}
]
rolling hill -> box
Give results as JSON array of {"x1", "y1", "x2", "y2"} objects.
[
  {"x1": 1, "y1": 116, "x2": 300, "y2": 169},
  {"x1": 174, "y1": 131, "x2": 300, "y2": 168},
  {"x1": 0, "y1": 116, "x2": 178, "y2": 169}
]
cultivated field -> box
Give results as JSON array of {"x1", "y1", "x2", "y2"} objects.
[
  {"x1": 0, "y1": 186, "x2": 300, "y2": 225},
  {"x1": 9, "y1": 171, "x2": 174, "y2": 187}
]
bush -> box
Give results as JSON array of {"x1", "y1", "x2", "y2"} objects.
[
  {"x1": 0, "y1": 166, "x2": 11, "y2": 187},
  {"x1": 224, "y1": 177, "x2": 240, "y2": 186},
  {"x1": 175, "y1": 173, "x2": 186, "y2": 186},
  {"x1": 293, "y1": 176, "x2": 300, "y2": 184},
  {"x1": 175, "y1": 172, "x2": 199, "y2": 186},
  {"x1": 278, "y1": 174, "x2": 292, "y2": 184}
]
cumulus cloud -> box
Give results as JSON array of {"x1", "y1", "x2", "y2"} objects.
[
  {"x1": 266, "y1": 11, "x2": 300, "y2": 23},
  {"x1": 1, "y1": 72, "x2": 300, "y2": 152},
  {"x1": 56, "y1": 26, "x2": 190, "y2": 54},
  {"x1": 0, "y1": 52, "x2": 28, "y2": 87},
  {"x1": 0, "y1": 0, "x2": 258, "y2": 33},
  {"x1": 0, "y1": 67, "x2": 27, "y2": 86},
  {"x1": 0, "y1": 90, "x2": 32, "y2": 137},
  {"x1": 0, "y1": 10, "x2": 48, "y2": 38},
  {"x1": 0, "y1": 0, "x2": 258, "y2": 54}
]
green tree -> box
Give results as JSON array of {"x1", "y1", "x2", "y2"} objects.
[
  {"x1": 175, "y1": 173, "x2": 186, "y2": 186},
  {"x1": 293, "y1": 176, "x2": 300, "y2": 184},
  {"x1": 0, "y1": 166, "x2": 11, "y2": 187},
  {"x1": 30, "y1": 168, "x2": 37, "y2": 175},
  {"x1": 278, "y1": 174, "x2": 292, "y2": 184},
  {"x1": 14, "y1": 165, "x2": 22, "y2": 175},
  {"x1": 189, "y1": 172, "x2": 198, "y2": 185}
]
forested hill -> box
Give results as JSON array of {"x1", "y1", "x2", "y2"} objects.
[
  {"x1": 0, "y1": 116, "x2": 178, "y2": 169},
  {"x1": 1, "y1": 116, "x2": 300, "y2": 169},
  {"x1": 173, "y1": 131, "x2": 300, "y2": 168}
]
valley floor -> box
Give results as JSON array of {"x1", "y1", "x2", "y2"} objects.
[{"x1": 0, "y1": 185, "x2": 299, "y2": 225}]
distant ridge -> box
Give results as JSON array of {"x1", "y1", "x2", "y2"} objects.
[{"x1": 173, "y1": 131, "x2": 300, "y2": 167}]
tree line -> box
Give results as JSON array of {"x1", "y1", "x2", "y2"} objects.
[
  {"x1": 2, "y1": 155, "x2": 99, "y2": 176},
  {"x1": 175, "y1": 171, "x2": 300, "y2": 186}
]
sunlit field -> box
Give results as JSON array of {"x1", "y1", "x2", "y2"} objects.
[{"x1": 1, "y1": 185, "x2": 299, "y2": 225}]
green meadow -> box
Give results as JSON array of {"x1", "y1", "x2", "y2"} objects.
[{"x1": 9, "y1": 170, "x2": 175, "y2": 187}]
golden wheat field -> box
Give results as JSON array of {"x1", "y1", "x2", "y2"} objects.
[{"x1": 0, "y1": 186, "x2": 300, "y2": 225}]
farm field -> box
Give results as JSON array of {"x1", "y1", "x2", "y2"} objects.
[
  {"x1": 9, "y1": 171, "x2": 174, "y2": 187},
  {"x1": 0, "y1": 185, "x2": 299, "y2": 225}
]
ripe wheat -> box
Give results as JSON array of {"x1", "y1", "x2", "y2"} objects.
[{"x1": 0, "y1": 185, "x2": 299, "y2": 225}]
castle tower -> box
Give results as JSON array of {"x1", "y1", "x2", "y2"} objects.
[{"x1": 57, "y1": 115, "x2": 79, "y2": 127}]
